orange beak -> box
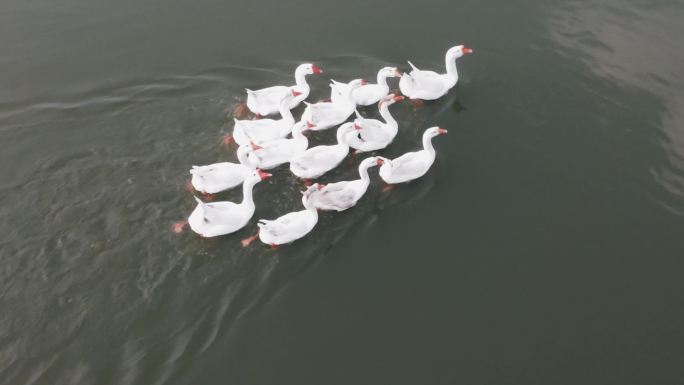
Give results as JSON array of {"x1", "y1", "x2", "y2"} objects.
[
  {"x1": 291, "y1": 90, "x2": 303, "y2": 97},
  {"x1": 462, "y1": 47, "x2": 473, "y2": 54},
  {"x1": 257, "y1": 169, "x2": 272, "y2": 180},
  {"x1": 312, "y1": 64, "x2": 322, "y2": 74},
  {"x1": 437, "y1": 128, "x2": 448, "y2": 135}
]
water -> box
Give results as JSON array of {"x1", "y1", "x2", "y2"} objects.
[{"x1": 2, "y1": 0, "x2": 684, "y2": 383}]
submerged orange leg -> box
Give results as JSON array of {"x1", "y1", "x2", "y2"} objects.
[
  {"x1": 382, "y1": 183, "x2": 395, "y2": 193},
  {"x1": 221, "y1": 135, "x2": 235, "y2": 147},
  {"x1": 171, "y1": 221, "x2": 188, "y2": 234},
  {"x1": 232, "y1": 102, "x2": 251, "y2": 119},
  {"x1": 201, "y1": 192, "x2": 215, "y2": 201},
  {"x1": 241, "y1": 232, "x2": 259, "y2": 247},
  {"x1": 185, "y1": 180, "x2": 195, "y2": 192}
]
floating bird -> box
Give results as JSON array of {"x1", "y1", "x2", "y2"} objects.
[
  {"x1": 230, "y1": 90, "x2": 300, "y2": 146},
  {"x1": 399, "y1": 45, "x2": 472, "y2": 101},
  {"x1": 290, "y1": 123, "x2": 358, "y2": 179},
  {"x1": 301, "y1": 79, "x2": 367, "y2": 130},
  {"x1": 378, "y1": 126, "x2": 447, "y2": 185},
  {"x1": 187, "y1": 169, "x2": 271, "y2": 237},
  {"x1": 345, "y1": 94, "x2": 404, "y2": 153},
  {"x1": 331, "y1": 67, "x2": 401, "y2": 106},
  {"x1": 245, "y1": 63, "x2": 322, "y2": 116},
  {"x1": 310, "y1": 156, "x2": 383, "y2": 211},
  {"x1": 189, "y1": 145, "x2": 255, "y2": 194},
  {"x1": 185, "y1": 45, "x2": 468, "y2": 243},
  {"x1": 246, "y1": 121, "x2": 310, "y2": 169},
  {"x1": 242, "y1": 183, "x2": 322, "y2": 247}
]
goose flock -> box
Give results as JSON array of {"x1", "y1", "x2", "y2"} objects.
[{"x1": 178, "y1": 44, "x2": 472, "y2": 247}]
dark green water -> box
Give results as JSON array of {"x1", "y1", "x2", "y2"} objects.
[{"x1": 2, "y1": 0, "x2": 684, "y2": 384}]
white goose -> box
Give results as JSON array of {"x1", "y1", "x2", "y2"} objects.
[
  {"x1": 246, "y1": 121, "x2": 309, "y2": 169},
  {"x1": 189, "y1": 145, "x2": 255, "y2": 194},
  {"x1": 188, "y1": 169, "x2": 271, "y2": 237},
  {"x1": 345, "y1": 94, "x2": 404, "y2": 153},
  {"x1": 399, "y1": 45, "x2": 472, "y2": 100},
  {"x1": 331, "y1": 67, "x2": 401, "y2": 106},
  {"x1": 249, "y1": 184, "x2": 321, "y2": 247},
  {"x1": 231, "y1": 90, "x2": 300, "y2": 146},
  {"x1": 301, "y1": 79, "x2": 367, "y2": 130},
  {"x1": 310, "y1": 156, "x2": 383, "y2": 211},
  {"x1": 290, "y1": 123, "x2": 357, "y2": 179},
  {"x1": 378, "y1": 126, "x2": 447, "y2": 184},
  {"x1": 246, "y1": 63, "x2": 322, "y2": 116}
]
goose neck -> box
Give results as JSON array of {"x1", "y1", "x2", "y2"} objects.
[
  {"x1": 302, "y1": 194, "x2": 319, "y2": 218},
  {"x1": 291, "y1": 126, "x2": 309, "y2": 148},
  {"x1": 445, "y1": 53, "x2": 459, "y2": 83},
  {"x1": 279, "y1": 98, "x2": 295, "y2": 123},
  {"x1": 422, "y1": 133, "x2": 437, "y2": 157},
  {"x1": 291, "y1": 125, "x2": 306, "y2": 141},
  {"x1": 294, "y1": 70, "x2": 309, "y2": 89},
  {"x1": 358, "y1": 161, "x2": 373, "y2": 183},
  {"x1": 379, "y1": 102, "x2": 397, "y2": 129},
  {"x1": 241, "y1": 178, "x2": 258, "y2": 209},
  {"x1": 336, "y1": 127, "x2": 351, "y2": 148},
  {"x1": 376, "y1": 71, "x2": 391, "y2": 91}
]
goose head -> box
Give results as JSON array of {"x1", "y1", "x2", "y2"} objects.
[
  {"x1": 336, "y1": 79, "x2": 368, "y2": 106},
  {"x1": 348, "y1": 78, "x2": 368, "y2": 89},
  {"x1": 291, "y1": 121, "x2": 310, "y2": 136},
  {"x1": 379, "y1": 93, "x2": 405, "y2": 107},
  {"x1": 359, "y1": 156, "x2": 383, "y2": 170},
  {"x1": 447, "y1": 45, "x2": 474, "y2": 59},
  {"x1": 424, "y1": 126, "x2": 449, "y2": 139},
  {"x1": 337, "y1": 122, "x2": 360, "y2": 143},
  {"x1": 301, "y1": 183, "x2": 323, "y2": 207},
  {"x1": 302, "y1": 183, "x2": 322, "y2": 195},
  {"x1": 376, "y1": 156, "x2": 391, "y2": 166},
  {"x1": 247, "y1": 168, "x2": 272, "y2": 183},
  {"x1": 242, "y1": 168, "x2": 272, "y2": 192},
  {"x1": 257, "y1": 168, "x2": 272, "y2": 180},
  {"x1": 237, "y1": 144, "x2": 257, "y2": 168},
  {"x1": 297, "y1": 63, "x2": 323, "y2": 75},
  {"x1": 379, "y1": 66, "x2": 402, "y2": 78}
]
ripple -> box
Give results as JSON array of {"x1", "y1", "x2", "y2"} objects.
[
  {"x1": 547, "y1": 0, "x2": 684, "y2": 214},
  {"x1": 0, "y1": 55, "x2": 458, "y2": 384}
]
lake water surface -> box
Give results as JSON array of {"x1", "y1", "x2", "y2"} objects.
[{"x1": 2, "y1": 0, "x2": 684, "y2": 384}]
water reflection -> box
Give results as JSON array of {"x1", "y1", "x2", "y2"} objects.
[{"x1": 547, "y1": 0, "x2": 684, "y2": 213}]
